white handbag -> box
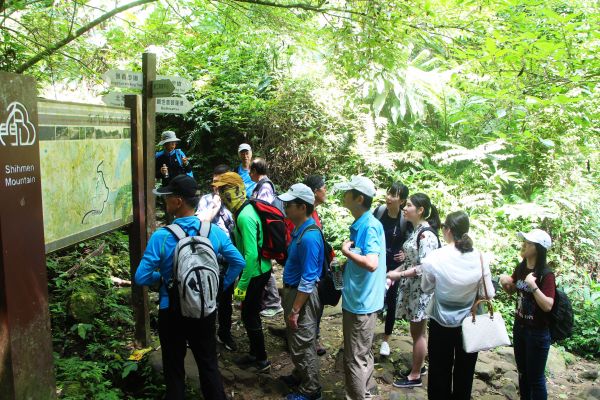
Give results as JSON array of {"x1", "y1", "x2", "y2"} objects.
[{"x1": 461, "y1": 254, "x2": 511, "y2": 353}]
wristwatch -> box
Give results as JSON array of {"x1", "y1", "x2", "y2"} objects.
[{"x1": 532, "y1": 287, "x2": 539, "y2": 293}]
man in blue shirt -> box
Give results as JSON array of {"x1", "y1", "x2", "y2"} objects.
[
  {"x1": 236, "y1": 143, "x2": 256, "y2": 198},
  {"x1": 278, "y1": 183, "x2": 324, "y2": 400},
  {"x1": 155, "y1": 130, "x2": 193, "y2": 186},
  {"x1": 135, "y1": 175, "x2": 245, "y2": 400},
  {"x1": 334, "y1": 175, "x2": 386, "y2": 400}
]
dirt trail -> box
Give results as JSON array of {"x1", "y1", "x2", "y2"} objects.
[{"x1": 151, "y1": 268, "x2": 600, "y2": 400}]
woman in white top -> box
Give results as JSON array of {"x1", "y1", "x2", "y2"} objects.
[{"x1": 420, "y1": 211, "x2": 495, "y2": 400}]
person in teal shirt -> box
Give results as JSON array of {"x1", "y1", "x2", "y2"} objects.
[{"x1": 334, "y1": 175, "x2": 386, "y2": 400}]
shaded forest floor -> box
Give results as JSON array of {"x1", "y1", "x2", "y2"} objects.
[{"x1": 148, "y1": 268, "x2": 600, "y2": 400}]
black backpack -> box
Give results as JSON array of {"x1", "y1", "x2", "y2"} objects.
[
  {"x1": 541, "y1": 271, "x2": 574, "y2": 343},
  {"x1": 416, "y1": 226, "x2": 441, "y2": 250}
]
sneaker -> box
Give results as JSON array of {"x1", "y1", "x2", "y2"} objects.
[
  {"x1": 254, "y1": 359, "x2": 271, "y2": 373},
  {"x1": 284, "y1": 391, "x2": 322, "y2": 400},
  {"x1": 316, "y1": 340, "x2": 326, "y2": 356},
  {"x1": 234, "y1": 354, "x2": 257, "y2": 369},
  {"x1": 400, "y1": 365, "x2": 427, "y2": 377},
  {"x1": 392, "y1": 377, "x2": 422, "y2": 388},
  {"x1": 316, "y1": 345, "x2": 326, "y2": 357},
  {"x1": 260, "y1": 306, "x2": 284, "y2": 317},
  {"x1": 217, "y1": 335, "x2": 238, "y2": 351},
  {"x1": 379, "y1": 341, "x2": 390, "y2": 356},
  {"x1": 279, "y1": 374, "x2": 301, "y2": 387}
]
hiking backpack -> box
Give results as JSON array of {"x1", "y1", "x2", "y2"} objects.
[
  {"x1": 252, "y1": 178, "x2": 286, "y2": 215},
  {"x1": 541, "y1": 272, "x2": 574, "y2": 343},
  {"x1": 165, "y1": 222, "x2": 220, "y2": 319},
  {"x1": 374, "y1": 205, "x2": 410, "y2": 245},
  {"x1": 241, "y1": 199, "x2": 290, "y2": 264}
]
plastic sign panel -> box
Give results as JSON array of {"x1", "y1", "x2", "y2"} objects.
[
  {"x1": 156, "y1": 97, "x2": 193, "y2": 114},
  {"x1": 103, "y1": 69, "x2": 191, "y2": 94},
  {"x1": 37, "y1": 99, "x2": 133, "y2": 253}
]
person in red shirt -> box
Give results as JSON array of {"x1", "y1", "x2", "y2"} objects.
[{"x1": 500, "y1": 229, "x2": 555, "y2": 400}]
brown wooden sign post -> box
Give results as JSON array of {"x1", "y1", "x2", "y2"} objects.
[
  {"x1": 0, "y1": 72, "x2": 56, "y2": 398},
  {"x1": 125, "y1": 94, "x2": 150, "y2": 347}
]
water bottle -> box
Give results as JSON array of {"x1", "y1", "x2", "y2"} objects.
[{"x1": 331, "y1": 258, "x2": 344, "y2": 290}]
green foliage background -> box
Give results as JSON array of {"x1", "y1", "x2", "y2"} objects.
[{"x1": 3, "y1": 0, "x2": 599, "y2": 397}]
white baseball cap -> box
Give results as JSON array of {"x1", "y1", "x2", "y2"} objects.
[
  {"x1": 518, "y1": 229, "x2": 552, "y2": 249},
  {"x1": 333, "y1": 175, "x2": 376, "y2": 198},
  {"x1": 158, "y1": 130, "x2": 181, "y2": 145},
  {"x1": 238, "y1": 143, "x2": 252, "y2": 152},
  {"x1": 278, "y1": 183, "x2": 315, "y2": 205}
]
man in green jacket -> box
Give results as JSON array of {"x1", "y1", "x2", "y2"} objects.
[{"x1": 213, "y1": 172, "x2": 272, "y2": 373}]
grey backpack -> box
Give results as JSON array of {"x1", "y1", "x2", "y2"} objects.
[{"x1": 165, "y1": 222, "x2": 219, "y2": 319}]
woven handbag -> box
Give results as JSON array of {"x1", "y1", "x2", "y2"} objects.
[{"x1": 461, "y1": 254, "x2": 511, "y2": 353}]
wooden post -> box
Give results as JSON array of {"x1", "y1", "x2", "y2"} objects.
[
  {"x1": 142, "y1": 53, "x2": 156, "y2": 238},
  {"x1": 0, "y1": 72, "x2": 55, "y2": 399},
  {"x1": 125, "y1": 94, "x2": 150, "y2": 347}
]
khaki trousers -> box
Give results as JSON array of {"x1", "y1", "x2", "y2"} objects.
[
  {"x1": 282, "y1": 287, "x2": 322, "y2": 396},
  {"x1": 343, "y1": 310, "x2": 377, "y2": 400}
]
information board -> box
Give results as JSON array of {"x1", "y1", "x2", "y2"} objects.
[{"x1": 37, "y1": 100, "x2": 133, "y2": 253}]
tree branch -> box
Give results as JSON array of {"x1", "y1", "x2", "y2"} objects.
[
  {"x1": 229, "y1": 0, "x2": 367, "y2": 17},
  {"x1": 15, "y1": 0, "x2": 156, "y2": 73}
]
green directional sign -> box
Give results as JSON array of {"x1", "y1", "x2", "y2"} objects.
[{"x1": 151, "y1": 79, "x2": 175, "y2": 97}]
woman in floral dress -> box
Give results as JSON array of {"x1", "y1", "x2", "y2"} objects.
[{"x1": 387, "y1": 193, "x2": 441, "y2": 388}]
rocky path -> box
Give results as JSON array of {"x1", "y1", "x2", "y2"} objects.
[{"x1": 149, "y1": 269, "x2": 599, "y2": 399}]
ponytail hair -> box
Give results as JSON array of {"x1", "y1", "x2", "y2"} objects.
[
  {"x1": 444, "y1": 211, "x2": 474, "y2": 253},
  {"x1": 410, "y1": 193, "x2": 441, "y2": 232}
]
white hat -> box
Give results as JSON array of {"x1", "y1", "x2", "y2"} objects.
[
  {"x1": 238, "y1": 143, "x2": 252, "y2": 152},
  {"x1": 278, "y1": 183, "x2": 315, "y2": 205},
  {"x1": 158, "y1": 130, "x2": 181, "y2": 146},
  {"x1": 333, "y1": 175, "x2": 376, "y2": 198},
  {"x1": 518, "y1": 229, "x2": 552, "y2": 249}
]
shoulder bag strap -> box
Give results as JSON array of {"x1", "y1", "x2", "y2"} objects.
[
  {"x1": 296, "y1": 224, "x2": 320, "y2": 245},
  {"x1": 199, "y1": 221, "x2": 211, "y2": 238},
  {"x1": 164, "y1": 223, "x2": 187, "y2": 241}
]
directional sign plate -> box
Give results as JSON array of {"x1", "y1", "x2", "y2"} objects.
[
  {"x1": 102, "y1": 69, "x2": 142, "y2": 89},
  {"x1": 151, "y1": 79, "x2": 175, "y2": 97},
  {"x1": 157, "y1": 75, "x2": 192, "y2": 94},
  {"x1": 101, "y1": 92, "x2": 126, "y2": 107},
  {"x1": 103, "y1": 70, "x2": 191, "y2": 94},
  {"x1": 156, "y1": 97, "x2": 193, "y2": 114}
]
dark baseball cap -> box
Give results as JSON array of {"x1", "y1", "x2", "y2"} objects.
[{"x1": 152, "y1": 175, "x2": 199, "y2": 197}]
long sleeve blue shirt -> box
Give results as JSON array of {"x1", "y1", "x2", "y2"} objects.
[
  {"x1": 237, "y1": 164, "x2": 256, "y2": 199},
  {"x1": 283, "y1": 218, "x2": 324, "y2": 293},
  {"x1": 134, "y1": 216, "x2": 246, "y2": 309}
]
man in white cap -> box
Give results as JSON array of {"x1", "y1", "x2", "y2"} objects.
[
  {"x1": 333, "y1": 175, "x2": 386, "y2": 400},
  {"x1": 236, "y1": 143, "x2": 256, "y2": 198},
  {"x1": 155, "y1": 130, "x2": 193, "y2": 186},
  {"x1": 278, "y1": 183, "x2": 324, "y2": 400}
]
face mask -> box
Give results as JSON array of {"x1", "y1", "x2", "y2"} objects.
[{"x1": 221, "y1": 185, "x2": 245, "y2": 212}]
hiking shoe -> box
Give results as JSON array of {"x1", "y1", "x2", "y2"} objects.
[
  {"x1": 254, "y1": 359, "x2": 271, "y2": 373},
  {"x1": 234, "y1": 354, "x2": 257, "y2": 369},
  {"x1": 316, "y1": 345, "x2": 326, "y2": 356},
  {"x1": 260, "y1": 306, "x2": 284, "y2": 317},
  {"x1": 217, "y1": 335, "x2": 238, "y2": 351},
  {"x1": 392, "y1": 377, "x2": 422, "y2": 388},
  {"x1": 379, "y1": 341, "x2": 390, "y2": 356},
  {"x1": 400, "y1": 365, "x2": 427, "y2": 377},
  {"x1": 284, "y1": 391, "x2": 322, "y2": 400},
  {"x1": 279, "y1": 374, "x2": 301, "y2": 387}
]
